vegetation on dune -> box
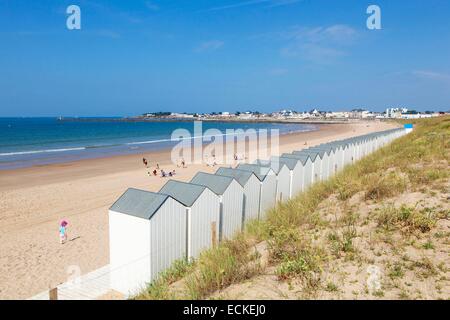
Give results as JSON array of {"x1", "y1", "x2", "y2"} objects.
[{"x1": 135, "y1": 116, "x2": 449, "y2": 300}]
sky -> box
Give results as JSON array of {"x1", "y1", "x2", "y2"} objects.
[{"x1": 0, "y1": 0, "x2": 449, "y2": 116}]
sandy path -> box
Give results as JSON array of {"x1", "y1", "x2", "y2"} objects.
[{"x1": 0, "y1": 121, "x2": 397, "y2": 299}]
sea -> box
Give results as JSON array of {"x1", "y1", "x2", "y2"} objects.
[{"x1": 0, "y1": 118, "x2": 317, "y2": 170}]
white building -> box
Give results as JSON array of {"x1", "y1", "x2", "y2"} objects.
[
  {"x1": 258, "y1": 156, "x2": 304, "y2": 198},
  {"x1": 215, "y1": 167, "x2": 261, "y2": 223},
  {"x1": 109, "y1": 188, "x2": 186, "y2": 296},
  {"x1": 253, "y1": 160, "x2": 291, "y2": 203},
  {"x1": 159, "y1": 180, "x2": 220, "y2": 260},
  {"x1": 306, "y1": 146, "x2": 335, "y2": 179},
  {"x1": 236, "y1": 164, "x2": 277, "y2": 218},
  {"x1": 190, "y1": 172, "x2": 244, "y2": 241},
  {"x1": 281, "y1": 153, "x2": 315, "y2": 191},
  {"x1": 293, "y1": 150, "x2": 323, "y2": 183}
]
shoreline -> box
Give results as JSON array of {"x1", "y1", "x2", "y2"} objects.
[
  {"x1": 0, "y1": 121, "x2": 398, "y2": 299},
  {"x1": 56, "y1": 116, "x2": 359, "y2": 124}
]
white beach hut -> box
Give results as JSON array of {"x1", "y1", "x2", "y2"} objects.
[
  {"x1": 109, "y1": 188, "x2": 186, "y2": 295},
  {"x1": 324, "y1": 143, "x2": 344, "y2": 174},
  {"x1": 281, "y1": 153, "x2": 314, "y2": 191},
  {"x1": 293, "y1": 150, "x2": 323, "y2": 182},
  {"x1": 349, "y1": 139, "x2": 359, "y2": 163},
  {"x1": 303, "y1": 147, "x2": 333, "y2": 180},
  {"x1": 253, "y1": 160, "x2": 291, "y2": 203},
  {"x1": 190, "y1": 172, "x2": 244, "y2": 241},
  {"x1": 257, "y1": 156, "x2": 304, "y2": 198},
  {"x1": 159, "y1": 180, "x2": 220, "y2": 260},
  {"x1": 215, "y1": 167, "x2": 261, "y2": 223},
  {"x1": 236, "y1": 163, "x2": 277, "y2": 218},
  {"x1": 335, "y1": 144, "x2": 345, "y2": 173},
  {"x1": 341, "y1": 141, "x2": 354, "y2": 166}
]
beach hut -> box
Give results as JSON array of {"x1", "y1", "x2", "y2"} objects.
[
  {"x1": 253, "y1": 159, "x2": 291, "y2": 203},
  {"x1": 326, "y1": 143, "x2": 344, "y2": 174},
  {"x1": 109, "y1": 188, "x2": 186, "y2": 295},
  {"x1": 304, "y1": 146, "x2": 334, "y2": 180},
  {"x1": 328, "y1": 142, "x2": 345, "y2": 173},
  {"x1": 348, "y1": 138, "x2": 359, "y2": 163},
  {"x1": 281, "y1": 153, "x2": 314, "y2": 191},
  {"x1": 293, "y1": 150, "x2": 323, "y2": 182},
  {"x1": 338, "y1": 142, "x2": 351, "y2": 168},
  {"x1": 258, "y1": 156, "x2": 304, "y2": 198},
  {"x1": 159, "y1": 180, "x2": 220, "y2": 260},
  {"x1": 190, "y1": 172, "x2": 244, "y2": 241},
  {"x1": 236, "y1": 163, "x2": 277, "y2": 218},
  {"x1": 215, "y1": 167, "x2": 261, "y2": 223}
]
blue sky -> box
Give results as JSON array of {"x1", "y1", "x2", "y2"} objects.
[{"x1": 1, "y1": 0, "x2": 449, "y2": 116}]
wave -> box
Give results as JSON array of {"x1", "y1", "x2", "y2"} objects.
[{"x1": 0, "y1": 147, "x2": 86, "y2": 157}]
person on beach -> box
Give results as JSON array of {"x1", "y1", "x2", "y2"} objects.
[
  {"x1": 142, "y1": 158, "x2": 148, "y2": 168},
  {"x1": 153, "y1": 169, "x2": 157, "y2": 176},
  {"x1": 181, "y1": 158, "x2": 186, "y2": 168},
  {"x1": 161, "y1": 170, "x2": 166, "y2": 178},
  {"x1": 156, "y1": 163, "x2": 160, "y2": 170},
  {"x1": 59, "y1": 220, "x2": 68, "y2": 244}
]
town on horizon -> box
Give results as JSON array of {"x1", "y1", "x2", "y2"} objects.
[{"x1": 140, "y1": 107, "x2": 449, "y2": 121}]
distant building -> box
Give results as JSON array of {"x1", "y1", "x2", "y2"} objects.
[
  {"x1": 238, "y1": 112, "x2": 254, "y2": 119},
  {"x1": 170, "y1": 113, "x2": 194, "y2": 118},
  {"x1": 386, "y1": 107, "x2": 408, "y2": 118},
  {"x1": 325, "y1": 111, "x2": 349, "y2": 118}
]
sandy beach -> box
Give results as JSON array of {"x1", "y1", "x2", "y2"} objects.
[{"x1": 0, "y1": 120, "x2": 398, "y2": 299}]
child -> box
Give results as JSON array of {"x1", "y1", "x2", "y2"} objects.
[{"x1": 59, "y1": 220, "x2": 68, "y2": 244}]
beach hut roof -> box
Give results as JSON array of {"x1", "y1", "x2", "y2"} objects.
[
  {"x1": 159, "y1": 180, "x2": 207, "y2": 207},
  {"x1": 307, "y1": 146, "x2": 334, "y2": 155},
  {"x1": 293, "y1": 150, "x2": 321, "y2": 161},
  {"x1": 215, "y1": 167, "x2": 255, "y2": 188},
  {"x1": 110, "y1": 188, "x2": 171, "y2": 220},
  {"x1": 281, "y1": 153, "x2": 311, "y2": 165},
  {"x1": 190, "y1": 172, "x2": 234, "y2": 196},
  {"x1": 236, "y1": 163, "x2": 274, "y2": 181},
  {"x1": 253, "y1": 159, "x2": 288, "y2": 174},
  {"x1": 305, "y1": 147, "x2": 329, "y2": 157},
  {"x1": 276, "y1": 156, "x2": 300, "y2": 170},
  {"x1": 318, "y1": 143, "x2": 340, "y2": 152}
]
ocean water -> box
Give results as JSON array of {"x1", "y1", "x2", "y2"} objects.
[{"x1": 0, "y1": 118, "x2": 317, "y2": 170}]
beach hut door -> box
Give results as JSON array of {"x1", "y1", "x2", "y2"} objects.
[
  {"x1": 186, "y1": 208, "x2": 192, "y2": 261},
  {"x1": 218, "y1": 199, "x2": 223, "y2": 242},
  {"x1": 241, "y1": 194, "x2": 246, "y2": 230}
]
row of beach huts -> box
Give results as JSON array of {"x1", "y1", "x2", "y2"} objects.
[{"x1": 108, "y1": 126, "x2": 411, "y2": 295}]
